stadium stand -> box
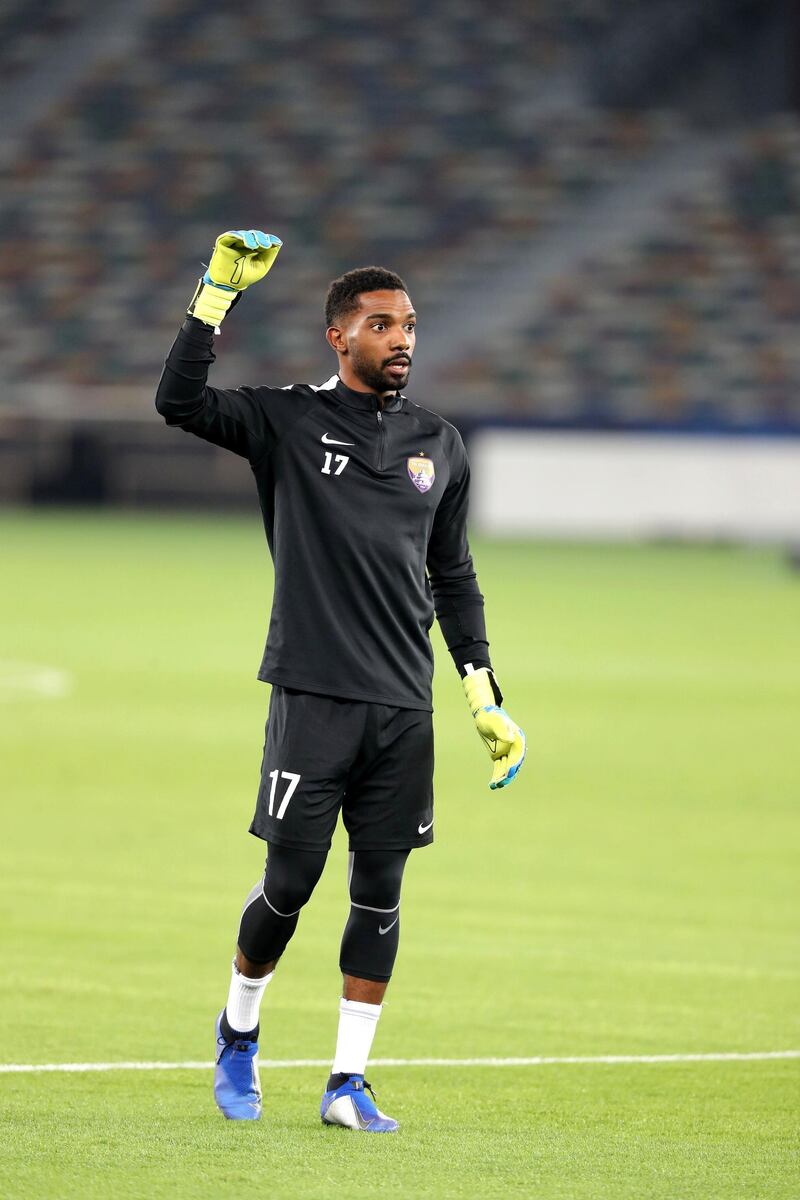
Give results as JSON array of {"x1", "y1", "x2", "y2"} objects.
[
  {"x1": 0, "y1": 0, "x2": 795, "y2": 433},
  {"x1": 0, "y1": 0, "x2": 678, "y2": 397},
  {"x1": 435, "y1": 116, "x2": 800, "y2": 429},
  {"x1": 0, "y1": 0, "x2": 94, "y2": 83}
]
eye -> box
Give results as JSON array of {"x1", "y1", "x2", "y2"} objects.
[
  {"x1": 406, "y1": 323, "x2": 416, "y2": 332},
  {"x1": 372, "y1": 323, "x2": 386, "y2": 332}
]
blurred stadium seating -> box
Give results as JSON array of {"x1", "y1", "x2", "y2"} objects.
[
  {"x1": 435, "y1": 117, "x2": 800, "y2": 428},
  {"x1": 0, "y1": 0, "x2": 683, "y2": 395},
  {"x1": 0, "y1": 0, "x2": 796, "y2": 511},
  {"x1": 0, "y1": 0, "x2": 93, "y2": 82}
]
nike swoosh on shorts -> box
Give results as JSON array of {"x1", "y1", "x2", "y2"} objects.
[
  {"x1": 418, "y1": 819, "x2": 433, "y2": 835},
  {"x1": 321, "y1": 433, "x2": 355, "y2": 446}
]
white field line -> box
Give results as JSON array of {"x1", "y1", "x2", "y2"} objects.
[{"x1": 1, "y1": 1051, "x2": 798, "y2": 1075}]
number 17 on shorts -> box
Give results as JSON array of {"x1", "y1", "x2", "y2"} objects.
[{"x1": 266, "y1": 770, "x2": 301, "y2": 820}]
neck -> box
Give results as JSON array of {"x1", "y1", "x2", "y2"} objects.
[{"x1": 337, "y1": 362, "x2": 397, "y2": 402}]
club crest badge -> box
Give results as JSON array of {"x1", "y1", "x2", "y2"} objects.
[{"x1": 407, "y1": 456, "x2": 435, "y2": 493}]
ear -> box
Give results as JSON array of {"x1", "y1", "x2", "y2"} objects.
[{"x1": 326, "y1": 326, "x2": 348, "y2": 355}]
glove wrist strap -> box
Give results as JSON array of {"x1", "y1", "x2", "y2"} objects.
[
  {"x1": 462, "y1": 666, "x2": 503, "y2": 714},
  {"x1": 187, "y1": 278, "x2": 240, "y2": 329}
]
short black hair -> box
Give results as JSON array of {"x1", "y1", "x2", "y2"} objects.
[{"x1": 325, "y1": 266, "x2": 408, "y2": 328}]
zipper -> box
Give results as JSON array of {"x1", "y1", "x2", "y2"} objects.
[{"x1": 376, "y1": 408, "x2": 385, "y2": 469}]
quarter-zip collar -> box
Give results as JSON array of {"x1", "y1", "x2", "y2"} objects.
[{"x1": 333, "y1": 375, "x2": 405, "y2": 414}]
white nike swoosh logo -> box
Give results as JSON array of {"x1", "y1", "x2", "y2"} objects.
[
  {"x1": 321, "y1": 433, "x2": 355, "y2": 446},
  {"x1": 418, "y1": 819, "x2": 433, "y2": 835},
  {"x1": 378, "y1": 916, "x2": 399, "y2": 935}
]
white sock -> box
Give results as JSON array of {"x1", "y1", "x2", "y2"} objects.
[
  {"x1": 331, "y1": 998, "x2": 382, "y2": 1077},
  {"x1": 225, "y1": 961, "x2": 273, "y2": 1035}
]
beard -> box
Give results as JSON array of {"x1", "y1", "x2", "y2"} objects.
[{"x1": 348, "y1": 344, "x2": 411, "y2": 393}]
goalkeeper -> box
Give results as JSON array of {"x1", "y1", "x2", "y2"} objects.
[{"x1": 155, "y1": 230, "x2": 525, "y2": 1133}]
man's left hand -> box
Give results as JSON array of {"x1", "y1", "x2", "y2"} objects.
[{"x1": 463, "y1": 667, "x2": 526, "y2": 790}]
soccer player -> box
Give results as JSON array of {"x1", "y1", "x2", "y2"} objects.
[{"x1": 155, "y1": 230, "x2": 525, "y2": 1132}]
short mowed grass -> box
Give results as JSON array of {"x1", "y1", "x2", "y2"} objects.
[{"x1": 1, "y1": 509, "x2": 798, "y2": 1199}]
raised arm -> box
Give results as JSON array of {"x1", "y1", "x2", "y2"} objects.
[{"x1": 155, "y1": 230, "x2": 284, "y2": 461}]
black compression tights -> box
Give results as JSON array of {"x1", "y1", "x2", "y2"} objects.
[
  {"x1": 236, "y1": 844, "x2": 409, "y2": 982},
  {"x1": 339, "y1": 848, "x2": 409, "y2": 982},
  {"x1": 237, "y1": 845, "x2": 327, "y2": 967}
]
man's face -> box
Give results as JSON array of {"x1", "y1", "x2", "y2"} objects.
[{"x1": 332, "y1": 290, "x2": 416, "y2": 394}]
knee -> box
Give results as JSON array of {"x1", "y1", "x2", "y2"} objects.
[
  {"x1": 263, "y1": 844, "x2": 327, "y2": 915},
  {"x1": 349, "y1": 849, "x2": 409, "y2": 911}
]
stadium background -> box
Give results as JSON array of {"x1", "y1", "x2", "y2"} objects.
[{"x1": 1, "y1": 2, "x2": 798, "y2": 1198}]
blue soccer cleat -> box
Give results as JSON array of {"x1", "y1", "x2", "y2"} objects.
[
  {"x1": 320, "y1": 1074, "x2": 398, "y2": 1133},
  {"x1": 214, "y1": 1010, "x2": 261, "y2": 1120}
]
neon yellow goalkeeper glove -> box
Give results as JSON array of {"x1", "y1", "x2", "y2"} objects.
[
  {"x1": 463, "y1": 667, "x2": 526, "y2": 790},
  {"x1": 187, "y1": 229, "x2": 282, "y2": 329}
]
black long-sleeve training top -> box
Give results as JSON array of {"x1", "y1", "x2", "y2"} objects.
[{"x1": 155, "y1": 317, "x2": 492, "y2": 711}]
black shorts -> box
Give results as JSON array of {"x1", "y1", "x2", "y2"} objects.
[{"x1": 249, "y1": 686, "x2": 434, "y2": 852}]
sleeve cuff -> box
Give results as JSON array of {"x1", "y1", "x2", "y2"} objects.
[{"x1": 180, "y1": 315, "x2": 218, "y2": 343}]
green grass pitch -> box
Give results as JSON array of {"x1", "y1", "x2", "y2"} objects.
[{"x1": 1, "y1": 508, "x2": 798, "y2": 1199}]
